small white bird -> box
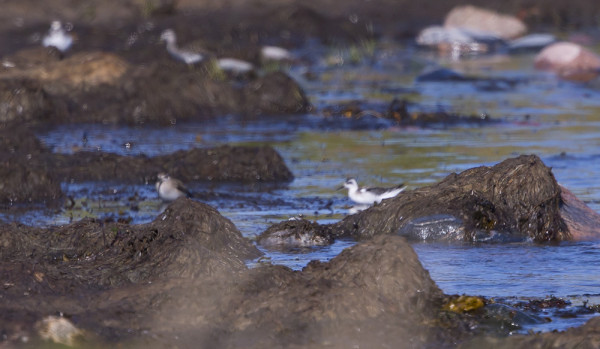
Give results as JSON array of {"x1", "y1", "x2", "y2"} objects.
[
  {"x1": 261, "y1": 46, "x2": 293, "y2": 62},
  {"x1": 216, "y1": 57, "x2": 255, "y2": 74},
  {"x1": 339, "y1": 178, "x2": 405, "y2": 205},
  {"x1": 155, "y1": 173, "x2": 191, "y2": 202},
  {"x1": 160, "y1": 29, "x2": 204, "y2": 65},
  {"x1": 42, "y1": 21, "x2": 73, "y2": 52}
]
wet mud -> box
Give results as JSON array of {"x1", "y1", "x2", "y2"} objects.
[{"x1": 0, "y1": 199, "x2": 450, "y2": 348}]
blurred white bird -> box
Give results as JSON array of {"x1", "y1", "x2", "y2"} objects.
[
  {"x1": 339, "y1": 178, "x2": 405, "y2": 205},
  {"x1": 155, "y1": 173, "x2": 191, "y2": 202},
  {"x1": 42, "y1": 21, "x2": 73, "y2": 52},
  {"x1": 216, "y1": 57, "x2": 255, "y2": 74},
  {"x1": 261, "y1": 46, "x2": 293, "y2": 61},
  {"x1": 160, "y1": 29, "x2": 204, "y2": 64}
]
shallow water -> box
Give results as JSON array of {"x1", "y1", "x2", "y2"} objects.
[{"x1": 13, "y1": 42, "x2": 600, "y2": 332}]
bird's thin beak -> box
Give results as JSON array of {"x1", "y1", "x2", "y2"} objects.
[{"x1": 337, "y1": 185, "x2": 345, "y2": 191}]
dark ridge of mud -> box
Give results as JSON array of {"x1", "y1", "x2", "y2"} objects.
[
  {"x1": 387, "y1": 98, "x2": 497, "y2": 127},
  {"x1": 50, "y1": 145, "x2": 295, "y2": 183},
  {"x1": 320, "y1": 98, "x2": 499, "y2": 129},
  {"x1": 334, "y1": 154, "x2": 569, "y2": 242}
]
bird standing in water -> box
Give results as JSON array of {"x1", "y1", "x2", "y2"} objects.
[
  {"x1": 339, "y1": 178, "x2": 405, "y2": 205},
  {"x1": 155, "y1": 173, "x2": 192, "y2": 201}
]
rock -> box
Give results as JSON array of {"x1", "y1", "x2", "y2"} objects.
[
  {"x1": 416, "y1": 67, "x2": 470, "y2": 82},
  {"x1": 534, "y1": 42, "x2": 600, "y2": 82},
  {"x1": 444, "y1": 5, "x2": 527, "y2": 40},
  {"x1": 334, "y1": 155, "x2": 569, "y2": 242},
  {"x1": 257, "y1": 218, "x2": 334, "y2": 248},
  {"x1": 559, "y1": 186, "x2": 600, "y2": 240},
  {"x1": 37, "y1": 316, "x2": 83, "y2": 347},
  {"x1": 507, "y1": 33, "x2": 556, "y2": 53}
]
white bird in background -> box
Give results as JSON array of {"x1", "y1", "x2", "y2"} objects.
[
  {"x1": 160, "y1": 29, "x2": 255, "y2": 74},
  {"x1": 260, "y1": 46, "x2": 293, "y2": 62},
  {"x1": 160, "y1": 29, "x2": 204, "y2": 65},
  {"x1": 216, "y1": 57, "x2": 255, "y2": 74},
  {"x1": 42, "y1": 21, "x2": 73, "y2": 52},
  {"x1": 339, "y1": 178, "x2": 405, "y2": 205},
  {"x1": 155, "y1": 173, "x2": 192, "y2": 202}
]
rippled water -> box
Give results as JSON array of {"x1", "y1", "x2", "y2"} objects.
[{"x1": 15, "y1": 42, "x2": 600, "y2": 332}]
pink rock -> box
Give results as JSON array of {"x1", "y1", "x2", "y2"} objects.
[
  {"x1": 560, "y1": 186, "x2": 600, "y2": 240},
  {"x1": 444, "y1": 5, "x2": 527, "y2": 40},
  {"x1": 534, "y1": 42, "x2": 600, "y2": 82}
]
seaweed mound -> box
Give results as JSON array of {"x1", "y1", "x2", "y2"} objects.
[{"x1": 336, "y1": 155, "x2": 569, "y2": 242}]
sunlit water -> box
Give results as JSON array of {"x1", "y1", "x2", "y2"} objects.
[{"x1": 8, "y1": 43, "x2": 600, "y2": 332}]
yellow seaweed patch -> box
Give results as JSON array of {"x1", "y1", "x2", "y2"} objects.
[{"x1": 443, "y1": 295, "x2": 485, "y2": 313}]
